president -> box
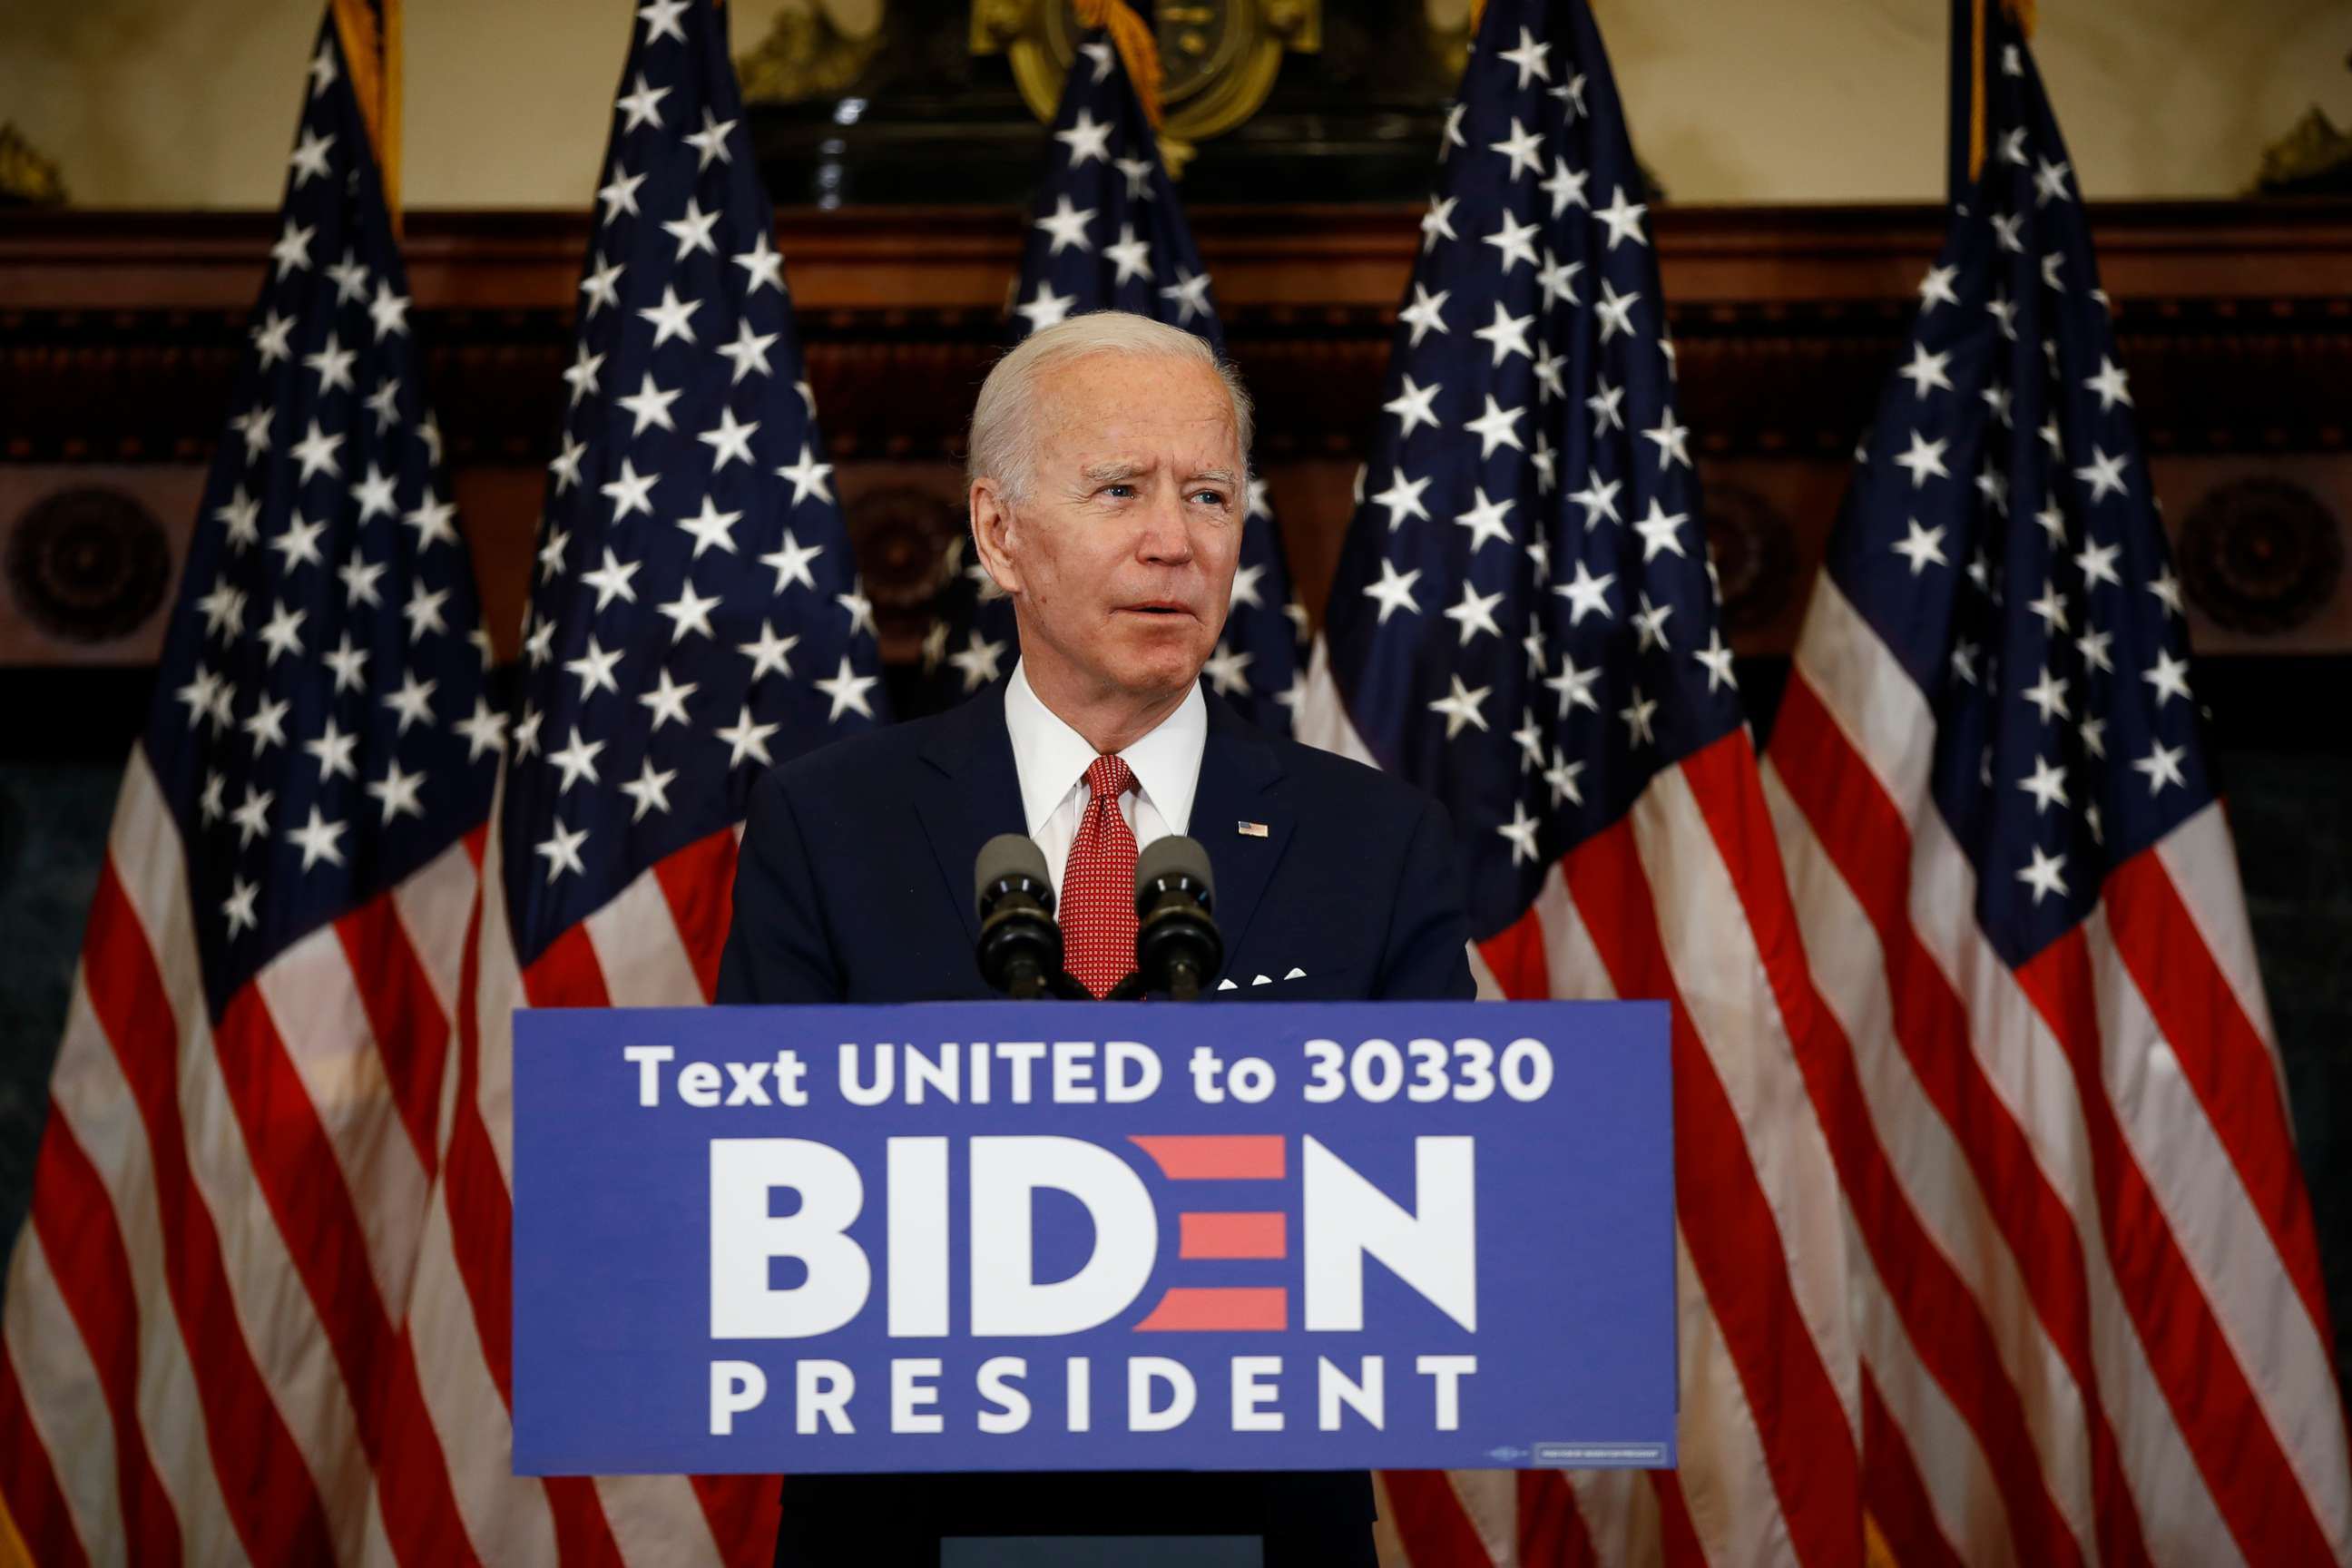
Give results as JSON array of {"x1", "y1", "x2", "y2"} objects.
[{"x1": 717, "y1": 310, "x2": 1476, "y2": 1565}]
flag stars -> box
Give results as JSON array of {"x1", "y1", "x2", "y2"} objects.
[
  {"x1": 1897, "y1": 343, "x2": 1953, "y2": 399},
  {"x1": 404, "y1": 491, "x2": 460, "y2": 552},
  {"x1": 1893, "y1": 519, "x2": 1948, "y2": 575},
  {"x1": 1894, "y1": 431, "x2": 1949, "y2": 489},
  {"x1": 288, "y1": 127, "x2": 336, "y2": 186},
  {"x1": 1619, "y1": 687, "x2": 1659, "y2": 749},
  {"x1": 257, "y1": 601, "x2": 308, "y2": 665},
  {"x1": 565, "y1": 635, "x2": 625, "y2": 701},
  {"x1": 1632, "y1": 499, "x2": 1688, "y2": 562},
  {"x1": 637, "y1": 284, "x2": 701, "y2": 347},
  {"x1": 815, "y1": 655, "x2": 880, "y2": 721},
  {"x1": 2074, "y1": 446, "x2": 2130, "y2": 505},
  {"x1": 367, "y1": 760, "x2": 427, "y2": 825},
  {"x1": 1642, "y1": 411, "x2": 1691, "y2": 473},
  {"x1": 536, "y1": 818, "x2": 590, "y2": 883},
  {"x1": 1544, "y1": 749, "x2": 1585, "y2": 808},
  {"x1": 716, "y1": 703, "x2": 782, "y2": 768},
  {"x1": 776, "y1": 442, "x2": 836, "y2": 505},
  {"x1": 2016, "y1": 845, "x2": 2068, "y2": 905},
  {"x1": 1594, "y1": 279, "x2": 1640, "y2": 343},
  {"x1": 1545, "y1": 652, "x2": 1602, "y2": 717},
  {"x1": 602, "y1": 457, "x2": 659, "y2": 520},
  {"x1": 1362, "y1": 558, "x2": 1423, "y2": 623},
  {"x1": 1034, "y1": 195, "x2": 1098, "y2": 255},
  {"x1": 1160, "y1": 268, "x2": 1214, "y2": 323},
  {"x1": 287, "y1": 806, "x2": 348, "y2": 872},
  {"x1": 1917, "y1": 264, "x2": 1961, "y2": 310},
  {"x1": 733, "y1": 231, "x2": 787, "y2": 296},
  {"x1": 1384, "y1": 375, "x2": 1443, "y2": 438},
  {"x1": 2143, "y1": 647, "x2": 2192, "y2": 708},
  {"x1": 596, "y1": 161, "x2": 645, "y2": 224},
  {"x1": 2018, "y1": 754, "x2": 2069, "y2": 814},
  {"x1": 698, "y1": 406, "x2": 760, "y2": 471},
  {"x1": 2135, "y1": 740, "x2": 2188, "y2": 796},
  {"x1": 1372, "y1": 471, "x2": 1432, "y2": 531},
  {"x1": 1017, "y1": 280, "x2": 1077, "y2": 333},
  {"x1": 1540, "y1": 158, "x2": 1589, "y2": 218},
  {"x1": 1442, "y1": 582, "x2": 1504, "y2": 645},
  {"x1": 2022, "y1": 665, "x2": 2071, "y2": 723},
  {"x1": 1420, "y1": 194, "x2": 1459, "y2": 252},
  {"x1": 620, "y1": 759, "x2": 679, "y2": 822},
  {"x1": 738, "y1": 620, "x2": 800, "y2": 681},
  {"x1": 639, "y1": 667, "x2": 699, "y2": 731},
  {"x1": 221, "y1": 877, "x2": 260, "y2": 938},
  {"x1": 1399, "y1": 283, "x2": 1451, "y2": 346},
  {"x1": 662, "y1": 198, "x2": 720, "y2": 262},
  {"x1": 1497, "y1": 800, "x2": 1543, "y2": 867},
  {"x1": 270, "y1": 219, "x2": 316, "y2": 279},
  {"x1": 638, "y1": 0, "x2": 691, "y2": 44},
  {"x1": 367, "y1": 279, "x2": 410, "y2": 342},
  {"x1": 308, "y1": 37, "x2": 338, "y2": 96},
  {"x1": 1464, "y1": 397, "x2": 1525, "y2": 459},
  {"x1": 1553, "y1": 559, "x2": 1614, "y2": 624},
  {"x1": 304, "y1": 717, "x2": 360, "y2": 783},
  {"x1": 760, "y1": 528, "x2": 827, "y2": 594},
  {"x1": 2085, "y1": 356, "x2": 2133, "y2": 412},
  {"x1": 2034, "y1": 156, "x2": 2073, "y2": 206},
  {"x1": 548, "y1": 726, "x2": 606, "y2": 793},
  {"x1": 1056, "y1": 107, "x2": 1114, "y2": 166},
  {"x1": 1694, "y1": 630, "x2": 1738, "y2": 692},
  {"x1": 580, "y1": 252, "x2": 625, "y2": 317},
  {"x1": 1632, "y1": 592, "x2": 1673, "y2": 652},
  {"x1": 1473, "y1": 301, "x2": 1534, "y2": 366},
  {"x1": 948, "y1": 630, "x2": 1009, "y2": 692},
  {"x1": 403, "y1": 583, "x2": 452, "y2": 642},
  {"x1": 1202, "y1": 642, "x2": 1255, "y2": 697},
  {"x1": 242, "y1": 694, "x2": 290, "y2": 754},
  {"x1": 684, "y1": 106, "x2": 736, "y2": 170},
  {"x1": 270, "y1": 512, "x2": 328, "y2": 573},
  {"x1": 456, "y1": 696, "x2": 508, "y2": 760},
  {"x1": 230, "y1": 784, "x2": 273, "y2": 848},
  {"x1": 1489, "y1": 118, "x2": 1546, "y2": 182},
  {"x1": 564, "y1": 343, "x2": 606, "y2": 406},
  {"x1": 581, "y1": 547, "x2": 642, "y2": 611},
  {"x1": 1594, "y1": 185, "x2": 1649, "y2": 250},
  {"x1": 1497, "y1": 27, "x2": 1552, "y2": 87},
  {"x1": 1428, "y1": 674, "x2": 1492, "y2": 739},
  {"x1": 290, "y1": 419, "x2": 344, "y2": 483}
]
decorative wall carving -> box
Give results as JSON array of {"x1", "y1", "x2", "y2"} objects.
[
  {"x1": 2, "y1": 202, "x2": 2346, "y2": 664},
  {"x1": 5, "y1": 486, "x2": 170, "y2": 644},
  {"x1": 2178, "y1": 477, "x2": 2344, "y2": 636}
]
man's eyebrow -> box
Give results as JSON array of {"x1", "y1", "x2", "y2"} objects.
[
  {"x1": 1187, "y1": 467, "x2": 1240, "y2": 491},
  {"x1": 1078, "y1": 460, "x2": 1147, "y2": 485}
]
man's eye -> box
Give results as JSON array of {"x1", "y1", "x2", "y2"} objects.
[
  {"x1": 1191, "y1": 490, "x2": 1228, "y2": 507},
  {"x1": 1103, "y1": 484, "x2": 1136, "y2": 499}
]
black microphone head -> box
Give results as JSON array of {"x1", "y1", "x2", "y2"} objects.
[
  {"x1": 975, "y1": 832, "x2": 1054, "y2": 922},
  {"x1": 1134, "y1": 834, "x2": 1214, "y2": 917}
]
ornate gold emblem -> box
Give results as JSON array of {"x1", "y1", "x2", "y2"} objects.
[{"x1": 971, "y1": 0, "x2": 1319, "y2": 167}]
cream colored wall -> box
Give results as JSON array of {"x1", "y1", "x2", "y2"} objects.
[{"x1": 2, "y1": 0, "x2": 2346, "y2": 209}]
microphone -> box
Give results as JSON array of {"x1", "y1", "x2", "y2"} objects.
[
  {"x1": 974, "y1": 834, "x2": 1065, "y2": 999},
  {"x1": 1131, "y1": 836, "x2": 1222, "y2": 1001}
]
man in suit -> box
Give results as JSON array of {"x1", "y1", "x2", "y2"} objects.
[{"x1": 719, "y1": 309, "x2": 1475, "y2": 1565}]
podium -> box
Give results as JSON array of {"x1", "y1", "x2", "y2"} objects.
[{"x1": 511, "y1": 1000, "x2": 1674, "y2": 1557}]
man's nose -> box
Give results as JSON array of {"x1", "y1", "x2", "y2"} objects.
[{"x1": 1134, "y1": 483, "x2": 1195, "y2": 564}]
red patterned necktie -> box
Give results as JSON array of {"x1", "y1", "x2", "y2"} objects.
[{"x1": 1060, "y1": 753, "x2": 1139, "y2": 997}]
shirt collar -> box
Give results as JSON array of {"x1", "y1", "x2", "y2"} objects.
[{"x1": 1004, "y1": 659, "x2": 1207, "y2": 836}]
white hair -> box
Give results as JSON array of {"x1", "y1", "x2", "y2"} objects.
[{"x1": 965, "y1": 310, "x2": 1254, "y2": 505}]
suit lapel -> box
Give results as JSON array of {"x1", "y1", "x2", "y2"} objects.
[
  {"x1": 912, "y1": 682, "x2": 1028, "y2": 949},
  {"x1": 1191, "y1": 698, "x2": 1291, "y2": 973}
]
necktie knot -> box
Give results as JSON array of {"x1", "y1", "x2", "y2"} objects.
[{"x1": 1085, "y1": 752, "x2": 1135, "y2": 807}]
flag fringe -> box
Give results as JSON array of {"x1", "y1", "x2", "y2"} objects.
[
  {"x1": 1073, "y1": 0, "x2": 1164, "y2": 128},
  {"x1": 331, "y1": 0, "x2": 402, "y2": 229}
]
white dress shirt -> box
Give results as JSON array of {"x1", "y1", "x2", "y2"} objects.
[{"x1": 1003, "y1": 659, "x2": 1206, "y2": 897}]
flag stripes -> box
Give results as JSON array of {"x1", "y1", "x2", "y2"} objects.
[{"x1": 1766, "y1": 575, "x2": 2350, "y2": 1563}]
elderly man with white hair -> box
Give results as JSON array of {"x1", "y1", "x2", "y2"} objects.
[{"x1": 719, "y1": 310, "x2": 1475, "y2": 1564}]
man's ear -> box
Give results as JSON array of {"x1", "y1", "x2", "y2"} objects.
[{"x1": 968, "y1": 479, "x2": 1024, "y2": 599}]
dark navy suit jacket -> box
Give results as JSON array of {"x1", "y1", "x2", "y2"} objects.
[{"x1": 715, "y1": 679, "x2": 1476, "y2": 1563}]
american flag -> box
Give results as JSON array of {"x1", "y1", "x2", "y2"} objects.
[
  {"x1": 378, "y1": 0, "x2": 885, "y2": 1560},
  {"x1": 1294, "y1": 0, "x2": 1867, "y2": 1560},
  {"x1": 920, "y1": 15, "x2": 1308, "y2": 730},
  {"x1": 1759, "y1": 5, "x2": 2352, "y2": 1563},
  {"x1": 0, "y1": 11, "x2": 505, "y2": 1562}
]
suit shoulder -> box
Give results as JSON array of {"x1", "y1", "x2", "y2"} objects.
[
  {"x1": 1264, "y1": 735, "x2": 1446, "y2": 830},
  {"x1": 756, "y1": 707, "x2": 950, "y2": 806}
]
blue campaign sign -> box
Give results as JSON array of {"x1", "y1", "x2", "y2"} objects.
[{"x1": 511, "y1": 1001, "x2": 1672, "y2": 1476}]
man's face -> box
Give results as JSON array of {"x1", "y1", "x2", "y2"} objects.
[{"x1": 971, "y1": 351, "x2": 1244, "y2": 707}]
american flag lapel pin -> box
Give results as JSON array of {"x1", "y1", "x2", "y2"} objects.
[{"x1": 1238, "y1": 820, "x2": 1269, "y2": 838}]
